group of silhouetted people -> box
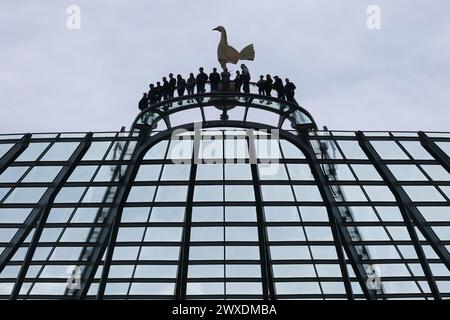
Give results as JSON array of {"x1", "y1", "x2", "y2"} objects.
[
  {"x1": 138, "y1": 65, "x2": 297, "y2": 111},
  {"x1": 256, "y1": 75, "x2": 296, "y2": 102}
]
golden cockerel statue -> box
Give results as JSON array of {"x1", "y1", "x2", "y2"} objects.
[{"x1": 212, "y1": 26, "x2": 255, "y2": 70}]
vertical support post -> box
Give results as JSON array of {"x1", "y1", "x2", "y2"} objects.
[
  {"x1": 175, "y1": 129, "x2": 199, "y2": 299},
  {"x1": 356, "y1": 130, "x2": 441, "y2": 300},
  {"x1": 247, "y1": 129, "x2": 275, "y2": 300}
]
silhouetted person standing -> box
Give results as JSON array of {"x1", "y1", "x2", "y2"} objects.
[
  {"x1": 241, "y1": 64, "x2": 251, "y2": 93},
  {"x1": 284, "y1": 78, "x2": 296, "y2": 102},
  {"x1": 234, "y1": 71, "x2": 242, "y2": 92},
  {"x1": 176, "y1": 74, "x2": 186, "y2": 97},
  {"x1": 162, "y1": 77, "x2": 170, "y2": 100},
  {"x1": 257, "y1": 75, "x2": 265, "y2": 95},
  {"x1": 221, "y1": 67, "x2": 231, "y2": 91},
  {"x1": 264, "y1": 74, "x2": 273, "y2": 96},
  {"x1": 168, "y1": 73, "x2": 177, "y2": 98},
  {"x1": 209, "y1": 67, "x2": 221, "y2": 91},
  {"x1": 186, "y1": 73, "x2": 196, "y2": 95},
  {"x1": 196, "y1": 67, "x2": 208, "y2": 94},
  {"x1": 138, "y1": 93, "x2": 149, "y2": 111},
  {"x1": 148, "y1": 84, "x2": 158, "y2": 105},
  {"x1": 273, "y1": 76, "x2": 285, "y2": 100},
  {"x1": 155, "y1": 82, "x2": 163, "y2": 102}
]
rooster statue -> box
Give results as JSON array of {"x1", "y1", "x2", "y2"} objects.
[{"x1": 212, "y1": 26, "x2": 255, "y2": 70}]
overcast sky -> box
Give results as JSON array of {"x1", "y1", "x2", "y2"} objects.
[{"x1": 1, "y1": 1, "x2": 449, "y2": 134}]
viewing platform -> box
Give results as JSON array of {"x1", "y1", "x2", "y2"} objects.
[{"x1": 135, "y1": 82, "x2": 315, "y2": 133}]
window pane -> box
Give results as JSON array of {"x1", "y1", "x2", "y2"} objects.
[
  {"x1": 370, "y1": 141, "x2": 408, "y2": 160},
  {"x1": 403, "y1": 186, "x2": 445, "y2": 202},
  {"x1": 336, "y1": 141, "x2": 367, "y2": 159},
  {"x1": 41, "y1": 142, "x2": 80, "y2": 161},
  {"x1": 22, "y1": 166, "x2": 62, "y2": 182},
  {"x1": 388, "y1": 165, "x2": 427, "y2": 181},
  {"x1": 351, "y1": 164, "x2": 382, "y2": 181},
  {"x1": 0, "y1": 167, "x2": 28, "y2": 182},
  {"x1": 4, "y1": 187, "x2": 47, "y2": 203},
  {"x1": 16, "y1": 143, "x2": 49, "y2": 161},
  {"x1": 135, "y1": 165, "x2": 162, "y2": 181}
]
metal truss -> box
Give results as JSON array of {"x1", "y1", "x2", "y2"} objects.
[
  {"x1": 356, "y1": 130, "x2": 443, "y2": 300},
  {"x1": 8, "y1": 132, "x2": 93, "y2": 299}
]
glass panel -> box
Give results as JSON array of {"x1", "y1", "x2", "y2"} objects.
[
  {"x1": 351, "y1": 164, "x2": 382, "y2": 181},
  {"x1": 196, "y1": 164, "x2": 223, "y2": 181},
  {"x1": 225, "y1": 185, "x2": 254, "y2": 201},
  {"x1": 67, "y1": 165, "x2": 98, "y2": 182},
  {"x1": 261, "y1": 185, "x2": 294, "y2": 201},
  {"x1": 155, "y1": 186, "x2": 188, "y2": 202},
  {"x1": 225, "y1": 206, "x2": 256, "y2": 221},
  {"x1": 280, "y1": 140, "x2": 305, "y2": 159},
  {"x1": 54, "y1": 187, "x2": 85, "y2": 203},
  {"x1": 149, "y1": 207, "x2": 185, "y2": 222},
  {"x1": 370, "y1": 141, "x2": 408, "y2": 160},
  {"x1": 225, "y1": 164, "x2": 252, "y2": 180},
  {"x1": 41, "y1": 142, "x2": 80, "y2": 161},
  {"x1": 225, "y1": 227, "x2": 258, "y2": 241},
  {"x1": 286, "y1": 164, "x2": 314, "y2": 180},
  {"x1": 293, "y1": 185, "x2": 323, "y2": 201},
  {"x1": 127, "y1": 186, "x2": 156, "y2": 202},
  {"x1": 403, "y1": 186, "x2": 445, "y2": 202},
  {"x1": 336, "y1": 141, "x2": 367, "y2": 159},
  {"x1": 363, "y1": 186, "x2": 396, "y2": 201},
  {"x1": 160, "y1": 164, "x2": 191, "y2": 180},
  {"x1": 265, "y1": 206, "x2": 300, "y2": 222},
  {"x1": 0, "y1": 144, "x2": 14, "y2": 158},
  {"x1": 15, "y1": 143, "x2": 49, "y2": 161},
  {"x1": 0, "y1": 208, "x2": 32, "y2": 223},
  {"x1": 82, "y1": 141, "x2": 112, "y2": 160},
  {"x1": 135, "y1": 165, "x2": 162, "y2": 181},
  {"x1": 332, "y1": 164, "x2": 355, "y2": 180},
  {"x1": 4, "y1": 187, "x2": 47, "y2": 203},
  {"x1": 22, "y1": 166, "x2": 62, "y2": 182},
  {"x1": 436, "y1": 142, "x2": 450, "y2": 157},
  {"x1": 388, "y1": 165, "x2": 428, "y2": 181},
  {"x1": 192, "y1": 206, "x2": 223, "y2": 222},
  {"x1": 193, "y1": 185, "x2": 223, "y2": 202},
  {"x1": 0, "y1": 167, "x2": 28, "y2": 182},
  {"x1": 400, "y1": 141, "x2": 433, "y2": 160},
  {"x1": 421, "y1": 165, "x2": 450, "y2": 181}
]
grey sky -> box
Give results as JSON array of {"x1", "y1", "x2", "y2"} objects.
[{"x1": 1, "y1": 0, "x2": 449, "y2": 134}]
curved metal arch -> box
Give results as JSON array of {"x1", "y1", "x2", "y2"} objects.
[
  {"x1": 131, "y1": 92, "x2": 317, "y2": 132},
  {"x1": 95, "y1": 120, "x2": 361, "y2": 299}
]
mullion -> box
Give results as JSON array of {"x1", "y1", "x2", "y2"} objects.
[{"x1": 125, "y1": 137, "x2": 170, "y2": 298}]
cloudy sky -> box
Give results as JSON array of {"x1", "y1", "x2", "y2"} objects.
[{"x1": 1, "y1": 0, "x2": 449, "y2": 134}]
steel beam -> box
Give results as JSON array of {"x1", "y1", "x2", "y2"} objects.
[
  {"x1": 9, "y1": 132, "x2": 93, "y2": 299},
  {"x1": 419, "y1": 131, "x2": 450, "y2": 174},
  {"x1": 175, "y1": 129, "x2": 199, "y2": 299},
  {"x1": 247, "y1": 129, "x2": 276, "y2": 300},
  {"x1": 95, "y1": 127, "x2": 151, "y2": 299},
  {"x1": 0, "y1": 133, "x2": 31, "y2": 175},
  {"x1": 356, "y1": 130, "x2": 442, "y2": 300}
]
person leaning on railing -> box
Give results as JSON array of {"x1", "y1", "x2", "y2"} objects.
[
  {"x1": 284, "y1": 78, "x2": 296, "y2": 102},
  {"x1": 140, "y1": 67, "x2": 299, "y2": 109},
  {"x1": 240, "y1": 64, "x2": 251, "y2": 93},
  {"x1": 196, "y1": 67, "x2": 208, "y2": 94},
  {"x1": 186, "y1": 73, "x2": 195, "y2": 95},
  {"x1": 209, "y1": 68, "x2": 221, "y2": 92}
]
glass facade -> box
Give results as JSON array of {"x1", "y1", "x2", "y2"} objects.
[{"x1": 0, "y1": 94, "x2": 450, "y2": 300}]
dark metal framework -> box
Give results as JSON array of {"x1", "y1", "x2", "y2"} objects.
[{"x1": 0, "y1": 92, "x2": 449, "y2": 300}]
